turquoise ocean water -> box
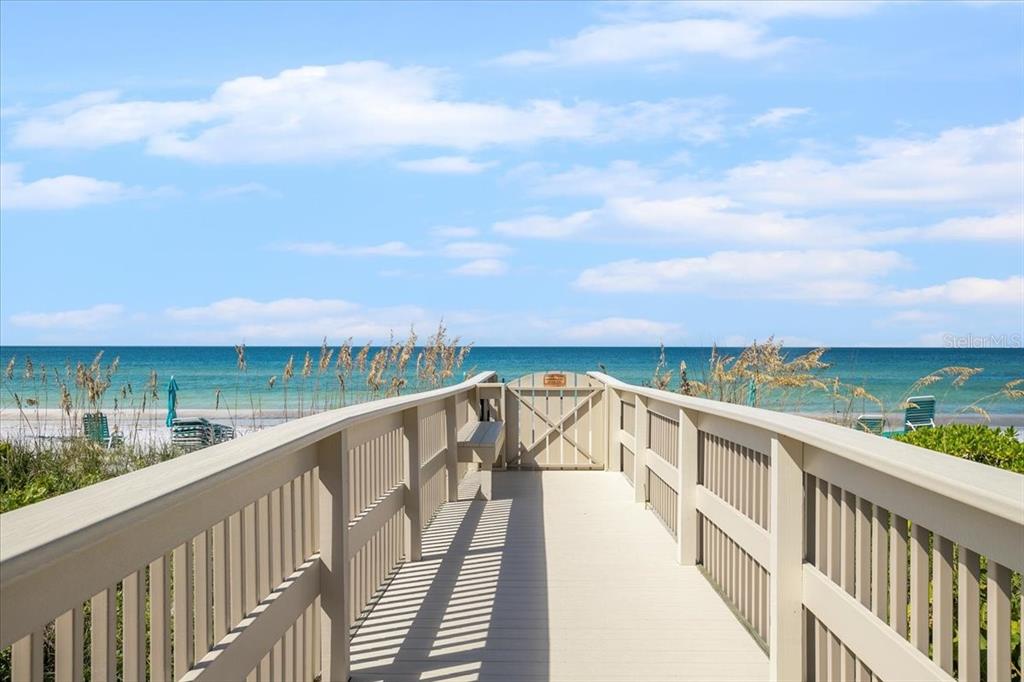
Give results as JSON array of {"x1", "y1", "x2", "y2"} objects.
[{"x1": 1, "y1": 346, "x2": 1021, "y2": 417}]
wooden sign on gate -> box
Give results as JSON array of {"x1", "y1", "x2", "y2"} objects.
[{"x1": 543, "y1": 373, "x2": 567, "y2": 388}]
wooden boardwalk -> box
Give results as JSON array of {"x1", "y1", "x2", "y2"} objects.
[{"x1": 350, "y1": 471, "x2": 768, "y2": 681}]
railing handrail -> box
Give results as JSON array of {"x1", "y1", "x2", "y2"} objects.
[
  {"x1": 588, "y1": 371, "x2": 1024, "y2": 527},
  {"x1": 0, "y1": 372, "x2": 495, "y2": 588}
]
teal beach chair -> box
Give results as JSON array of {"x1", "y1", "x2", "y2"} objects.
[
  {"x1": 904, "y1": 395, "x2": 936, "y2": 431},
  {"x1": 83, "y1": 412, "x2": 110, "y2": 445},
  {"x1": 855, "y1": 414, "x2": 885, "y2": 435},
  {"x1": 83, "y1": 412, "x2": 122, "y2": 447}
]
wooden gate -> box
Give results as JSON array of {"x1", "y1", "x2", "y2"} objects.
[{"x1": 504, "y1": 372, "x2": 607, "y2": 469}]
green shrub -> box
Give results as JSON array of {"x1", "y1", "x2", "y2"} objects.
[
  {"x1": 0, "y1": 438, "x2": 181, "y2": 513},
  {"x1": 894, "y1": 423, "x2": 1024, "y2": 474}
]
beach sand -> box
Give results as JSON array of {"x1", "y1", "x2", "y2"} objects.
[
  {"x1": 0, "y1": 408, "x2": 290, "y2": 445},
  {"x1": 2, "y1": 407, "x2": 1021, "y2": 446}
]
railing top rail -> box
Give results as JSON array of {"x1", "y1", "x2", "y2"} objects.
[
  {"x1": 0, "y1": 372, "x2": 495, "y2": 584},
  {"x1": 589, "y1": 371, "x2": 1024, "y2": 527}
]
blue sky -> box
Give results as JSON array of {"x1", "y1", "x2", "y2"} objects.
[{"x1": 1, "y1": 0, "x2": 1021, "y2": 347}]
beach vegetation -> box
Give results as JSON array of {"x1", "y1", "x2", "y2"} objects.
[
  {"x1": 647, "y1": 339, "x2": 1021, "y2": 429},
  {"x1": 894, "y1": 423, "x2": 1024, "y2": 473},
  {"x1": 0, "y1": 437, "x2": 180, "y2": 514},
  {"x1": 1, "y1": 320, "x2": 473, "y2": 442}
]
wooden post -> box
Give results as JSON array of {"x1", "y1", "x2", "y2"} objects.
[
  {"x1": 54, "y1": 607, "x2": 84, "y2": 682},
  {"x1": 988, "y1": 561, "x2": 1012, "y2": 681},
  {"x1": 677, "y1": 408, "x2": 699, "y2": 565},
  {"x1": 403, "y1": 406, "x2": 423, "y2": 562},
  {"x1": 91, "y1": 587, "x2": 117, "y2": 682},
  {"x1": 769, "y1": 434, "x2": 804, "y2": 681},
  {"x1": 172, "y1": 542, "x2": 195, "y2": 680},
  {"x1": 149, "y1": 555, "x2": 171, "y2": 682},
  {"x1": 606, "y1": 387, "x2": 621, "y2": 473},
  {"x1": 122, "y1": 571, "x2": 146, "y2": 682},
  {"x1": 317, "y1": 432, "x2": 349, "y2": 682},
  {"x1": 504, "y1": 383, "x2": 518, "y2": 468},
  {"x1": 445, "y1": 396, "x2": 459, "y2": 502},
  {"x1": 11, "y1": 630, "x2": 44, "y2": 682},
  {"x1": 497, "y1": 384, "x2": 507, "y2": 468},
  {"x1": 634, "y1": 395, "x2": 647, "y2": 504}
]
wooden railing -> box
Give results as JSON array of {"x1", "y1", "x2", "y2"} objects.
[
  {"x1": 592, "y1": 372, "x2": 1024, "y2": 682},
  {"x1": 3, "y1": 368, "x2": 1021, "y2": 682},
  {"x1": 0, "y1": 372, "x2": 494, "y2": 682}
]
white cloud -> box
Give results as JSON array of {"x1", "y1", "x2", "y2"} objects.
[
  {"x1": 276, "y1": 239, "x2": 512, "y2": 260},
  {"x1": 575, "y1": 250, "x2": 1020, "y2": 309},
  {"x1": 598, "y1": 98, "x2": 726, "y2": 143},
  {"x1": 915, "y1": 331, "x2": 955, "y2": 348},
  {"x1": 204, "y1": 182, "x2": 276, "y2": 199},
  {"x1": 440, "y1": 241, "x2": 513, "y2": 259},
  {"x1": 493, "y1": 1, "x2": 879, "y2": 67},
  {"x1": 15, "y1": 97, "x2": 214, "y2": 149},
  {"x1": 575, "y1": 249, "x2": 907, "y2": 301},
  {"x1": 748, "y1": 107, "x2": 810, "y2": 128},
  {"x1": 499, "y1": 120, "x2": 1024, "y2": 246},
  {"x1": 494, "y1": 19, "x2": 793, "y2": 66},
  {"x1": 522, "y1": 160, "x2": 662, "y2": 197},
  {"x1": 560, "y1": 317, "x2": 684, "y2": 343},
  {"x1": 493, "y1": 210, "x2": 596, "y2": 239},
  {"x1": 275, "y1": 241, "x2": 422, "y2": 257},
  {"x1": 0, "y1": 163, "x2": 130, "y2": 210},
  {"x1": 889, "y1": 276, "x2": 1023, "y2": 306},
  {"x1": 716, "y1": 333, "x2": 824, "y2": 347},
  {"x1": 396, "y1": 156, "x2": 496, "y2": 174},
  {"x1": 162, "y1": 297, "x2": 438, "y2": 343},
  {"x1": 671, "y1": 1, "x2": 880, "y2": 20},
  {"x1": 449, "y1": 258, "x2": 509, "y2": 276},
  {"x1": 494, "y1": 196, "x2": 875, "y2": 245},
  {"x1": 40, "y1": 90, "x2": 122, "y2": 115},
  {"x1": 431, "y1": 226, "x2": 479, "y2": 239},
  {"x1": 10, "y1": 304, "x2": 124, "y2": 329},
  {"x1": 166, "y1": 297, "x2": 358, "y2": 322},
  {"x1": 917, "y1": 212, "x2": 1022, "y2": 241},
  {"x1": 874, "y1": 310, "x2": 949, "y2": 328},
  {"x1": 724, "y1": 118, "x2": 1024, "y2": 209},
  {"x1": 606, "y1": 195, "x2": 839, "y2": 243},
  {"x1": 11, "y1": 62, "x2": 724, "y2": 162}
]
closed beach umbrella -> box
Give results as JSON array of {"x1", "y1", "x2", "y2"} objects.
[{"x1": 167, "y1": 376, "x2": 179, "y2": 427}]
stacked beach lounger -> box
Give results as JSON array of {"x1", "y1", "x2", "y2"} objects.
[{"x1": 171, "y1": 417, "x2": 235, "y2": 452}]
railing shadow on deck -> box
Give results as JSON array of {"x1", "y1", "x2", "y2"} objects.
[{"x1": 349, "y1": 471, "x2": 550, "y2": 681}]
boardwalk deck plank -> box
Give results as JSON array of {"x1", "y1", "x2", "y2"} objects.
[{"x1": 351, "y1": 471, "x2": 768, "y2": 682}]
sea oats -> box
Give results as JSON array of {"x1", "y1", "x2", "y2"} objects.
[
  {"x1": 356, "y1": 341, "x2": 372, "y2": 373},
  {"x1": 397, "y1": 326, "x2": 416, "y2": 373},
  {"x1": 318, "y1": 337, "x2": 333, "y2": 375},
  {"x1": 337, "y1": 338, "x2": 353, "y2": 375}
]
